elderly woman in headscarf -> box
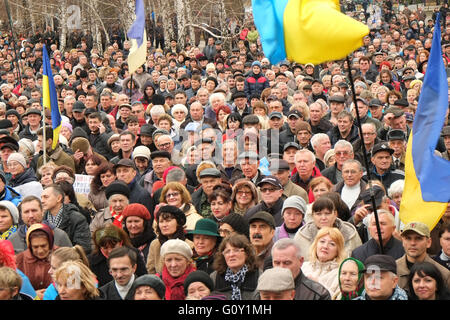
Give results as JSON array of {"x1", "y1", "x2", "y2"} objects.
[
  {"x1": 15, "y1": 223, "x2": 55, "y2": 298},
  {"x1": 332, "y1": 257, "x2": 365, "y2": 300}
]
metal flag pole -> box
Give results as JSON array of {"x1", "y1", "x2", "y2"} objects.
[{"x1": 345, "y1": 55, "x2": 384, "y2": 254}]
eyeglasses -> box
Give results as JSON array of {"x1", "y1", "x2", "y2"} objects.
[
  {"x1": 218, "y1": 229, "x2": 232, "y2": 237},
  {"x1": 223, "y1": 248, "x2": 245, "y2": 256},
  {"x1": 335, "y1": 151, "x2": 351, "y2": 156},
  {"x1": 237, "y1": 190, "x2": 252, "y2": 195},
  {"x1": 158, "y1": 142, "x2": 171, "y2": 148},
  {"x1": 166, "y1": 192, "x2": 180, "y2": 199},
  {"x1": 260, "y1": 187, "x2": 279, "y2": 193}
]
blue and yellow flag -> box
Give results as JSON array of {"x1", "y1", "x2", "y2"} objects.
[
  {"x1": 42, "y1": 44, "x2": 61, "y2": 150},
  {"x1": 251, "y1": 0, "x2": 369, "y2": 65},
  {"x1": 127, "y1": 0, "x2": 147, "y2": 74},
  {"x1": 399, "y1": 15, "x2": 450, "y2": 231}
]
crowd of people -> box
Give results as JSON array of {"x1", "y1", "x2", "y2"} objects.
[{"x1": 0, "y1": 1, "x2": 449, "y2": 302}]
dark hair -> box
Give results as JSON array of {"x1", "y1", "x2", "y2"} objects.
[
  {"x1": 208, "y1": 183, "x2": 232, "y2": 203},
  {"x1": 213, "y1": 233, "x2": 257, "y2": 274},
  {"x1": 438, "y1": 223, "x2": 450, "y2": 238},
  {"x1": 226, "y1": 112, "x2": 243, "y2": 129},
  {"x1": 407, "y1": 262, "x2": 450, "y2": 300},
  {"x1": 107, "y1": 246, "x2": 137, "y2": 267},
  {"x1": 88, "y1": 112, "x2": 102, "y2": 121},
  {"x1": 312, "y1": 196, "x2": 335, "y2": 214},
  {"x1": 91, "y1": 162, "x2": 115, "y2": 191},
  {"x1": 321, "y1": 192, "x2": 351, "y2": 221},
  {"x1": 156, "y1": 212, "x2": 186, "y2": 244}
]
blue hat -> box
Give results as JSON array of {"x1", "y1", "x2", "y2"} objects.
[{"x1": 251, "y1": 61, "x2": 261, "y2": 68}]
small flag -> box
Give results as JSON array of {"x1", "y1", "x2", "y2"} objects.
[
  {"x1": 399, "y1": 14, "x2": 450, "y2": 231},
  {"x1": 251, "y1": 0, "x2": 369, "y2": 65},
  {"x1": 42, "y1": 44, "x2": 61, "y2": 150},
  {"x1": 127, "y1": 0, "x2": 147, "y2": 74}
]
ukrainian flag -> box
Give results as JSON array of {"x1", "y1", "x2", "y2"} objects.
[
  {"x1": 399, "y1": 14, "x2": 450, "y2": 231},
  {"x1": 42, "y1": 44, "x2": 61, "y2": 150},
  {"x1": 251, "y1": 0, "x2": 369, "y2": 65},
  {"x1": 127, "y1": 0, "x2": 147, "y2": 75}
]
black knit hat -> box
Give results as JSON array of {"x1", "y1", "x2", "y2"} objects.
[
  {"x1": 184, "y1": 270, "x2": 214, "y2": 296},
  {"x1": 130, "y1": 274, "x2": 166, "y2": 299},
  {"x1": 157, "y1": 205, "x2": 186, "y2": 226},
  {"x1": 105, "y1": 180, "x2": 130, "y2": 199},
  {"x1": 221, "y1": 213, "x2": 249, "y2": 239}
]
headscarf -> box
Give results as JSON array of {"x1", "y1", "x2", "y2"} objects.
[
  {"x1": 338, "y1": 257, "x2": 365, "y2": 300},
  {"x1": 26, "y1": 223, "x2": 54, "y2": 259}
]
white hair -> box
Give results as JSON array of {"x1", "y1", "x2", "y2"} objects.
[
  {"x1": 310, "y1": 133, "x2": 329, "y2": 150},
  {"x1": 208, "y1": 92, "x2": 226, "y2": 105},
  {"x1": 171, "y1": 104, "x2": 188, "y2": 116},
  {"x1": 334, "y1": 140, "x2": 354, "y2": 152},
  {"x1": 150, "y1": 105, "x2": 166, "y2": 116},
  {"x1": 388, "y1": 179, "x2": 404, "y2": 198},
  {"x1": 369, "y1": 209, "x2": 395, "y2": 226}
]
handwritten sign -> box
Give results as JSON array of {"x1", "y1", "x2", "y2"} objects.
[{"x1": 74, "y1": 174, "x2": 93, "y2": 195}]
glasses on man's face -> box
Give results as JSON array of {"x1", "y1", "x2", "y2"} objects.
[
  {"x1": 218, "y1": 229, "x2": 232, "y2": 237},
  {"x1": 260, "y1": 187, "x2": 279, "y2": 193},
  {"x1": 159, "y1": 142, "x2": 171, "y2": 148}
]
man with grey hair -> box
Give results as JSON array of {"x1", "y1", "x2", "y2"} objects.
[
  {"x1": 291, "y1": 149, "x2": 320, "y2": 192},
  {"x1": 308, "y1": 102, "x2": 333, "y2": 135},
  {"x1": 352, "y1": 122, "x2": 381, "y2": 166},
  {"x1": 334, "y1": 159, "x2": 366, "y2": 211},
  {"x1": 63, "y1": 95, "x2": 76, "y2": 119},
  {"x1": 351, "y1": 210, "x2": 405, "y2": 263},
  {"x1": 310, "y1": 133, "x2": 331, "y2": 171},
  {"x1": 322, "y1": 139, "x2": 354, "y2": 184},
  {"x1": 270, "y1": 238, "x2": 331, "y2": 300}
]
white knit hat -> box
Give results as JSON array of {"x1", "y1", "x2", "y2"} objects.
[
  {"x1": 160, "y1": 239, "x2": 193, "y2": 260},
  {"x1": 7, "y1": 152, "x2": 27, "y2": 168},
  {"x1": 0, "y1": 200, "x2": 19, "y2": 224}
]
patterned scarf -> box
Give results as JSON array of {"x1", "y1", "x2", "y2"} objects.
[
  {"x1": 338, "y1": 257, "x2": 365, "y2": 300},
  {"x1": 46, "y1": 206, "x2": 64, "y2": 229},
  {"x1": 110, "y1": 207, "x2": 124, "y2": 229},
  {"x1": 0, "y1": 225, "x2": 17, "y2": 240},
  {"x1": 224, "y1": 264, "x2": 248, "y2": 300}
]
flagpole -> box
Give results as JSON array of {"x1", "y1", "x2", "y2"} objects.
[
  {"x1": 345, "y1": 55, "x2": 384, "y2": 254},
  {"x1": 42, "y1": 116, "x2": 47, "y2": 166}
]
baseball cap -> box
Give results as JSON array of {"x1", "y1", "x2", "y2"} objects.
[
  {"x1": 268, "y1": 111, "x2": 283, "y2": 119},
  {"x1": 283, "y1": 142, "x2": 301, "y2": 152},
  {"x1": 363, "y1": 254, "x2": 397, "y2": 274},
  {"x1": 401, "y1": 221, "x2": 430, "y2": 237},
  {"x1": 257, "y1": 175, "x2": 283, "y2": 189},
  {"x1": 287, "y1": 110, "x2": 303, "y2": 119},
  {"x1": 358, "y1": 185, "x2": 385, "y2": 208},
  {"x1": 328, "y1": 95, "x2": 346, "y2": 103}
]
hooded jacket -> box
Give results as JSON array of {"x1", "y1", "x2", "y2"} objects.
[
  {"x1": 244, "y1": 71, "x2": 269, "y2": 98},
  {"x1": 15, "y1": 224, "x2": 54, "y2": 290}
]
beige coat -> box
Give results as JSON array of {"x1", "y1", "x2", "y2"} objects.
[
  {"x1": 283, "y1": 179, "x2": 309, "y2": 204},
  {"x1": 146, "y1": 238, "x2": 194, "y2": 275},
  {"x1": 294, "y1": 218, "x2": 362, "y2": 261},
  {"x1": 302, "y1": 259, "x2": 340, "y2": 298}
]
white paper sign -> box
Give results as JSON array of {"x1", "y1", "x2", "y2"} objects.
[{"x1": 74, "y1": 174, "x2": 93, "y2": 195}]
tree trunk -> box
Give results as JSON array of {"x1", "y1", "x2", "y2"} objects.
[
  {"x1": 174, "y1": 0, "x2": 185, "y2": 49},
  {"x1": 58, "y1": 0, "x2": 68, "y2": 52}
]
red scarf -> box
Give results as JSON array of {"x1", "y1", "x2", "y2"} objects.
[
  {"x1": 162, "y1": 263, "x2": 196, "y2": 300},
  {"x1": 110, "y1": 207, "x2": 124, "y2": 229}
]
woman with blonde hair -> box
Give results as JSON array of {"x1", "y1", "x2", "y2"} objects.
[
  {"x1": 290, "y1": 101, "x2": 310, "y2": 121},
  {"x1": 43, "y1": 245, "x2": 90, "y2": 300},
  {"x1": 54, "y1": 260, "x2": 101, "y2": 300},
  {"x1": 301, "y1": 227, "x2": 347, "y2": 297},
  {"x1": 159, "y1": 182, "x2": 202, "y2": 231}
]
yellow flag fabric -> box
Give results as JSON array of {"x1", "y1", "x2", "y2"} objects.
[
  {"x1": 128, "y1": 30, "x2": 147, "y2": 75},
  {"x1": 282, "y1": 0, "x2": 369, "y2": 65}
]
